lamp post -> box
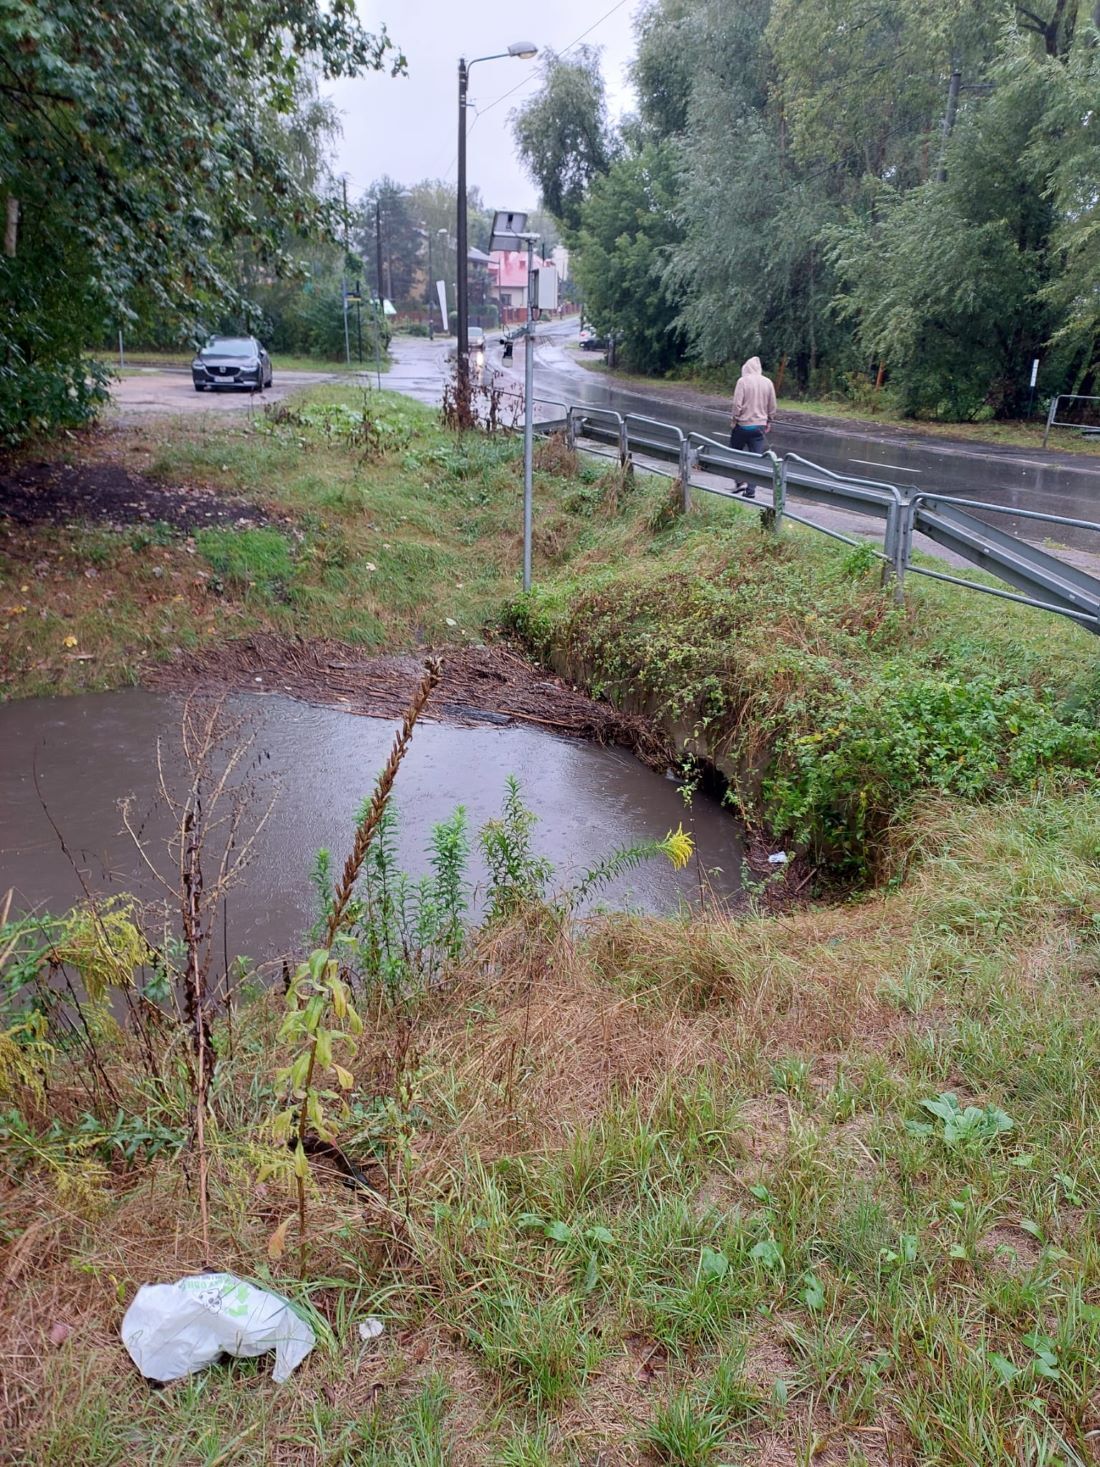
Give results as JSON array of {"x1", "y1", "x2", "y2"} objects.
[
  {"x1": 370, "y1": 189, "x2": 412, "y2": 387},
  {"x1": 416, "y1": 225, "x2": 449, "y2": 340},
  {"x1": 456, "y1": 42, "x2": 537, "y2": 376}
]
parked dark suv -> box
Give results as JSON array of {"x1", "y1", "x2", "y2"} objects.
[{"x1": 192, "y1": 335, "x2": 272, "y2": 391}]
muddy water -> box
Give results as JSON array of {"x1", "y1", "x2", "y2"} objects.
[{"x1": 0, "y1": 690, "x2": 741, "y2": 959}]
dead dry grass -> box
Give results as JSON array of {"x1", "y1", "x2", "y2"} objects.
[{"x1": 3, "y1": 790, "x2": 1100, "y2": 1463}]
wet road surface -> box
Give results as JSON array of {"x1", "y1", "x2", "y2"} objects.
[{"x1": 387, "y1": 330, "x2": 1100, "y2": 531}]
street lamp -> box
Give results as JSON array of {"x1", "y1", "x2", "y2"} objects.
[
  {"x1": 370, "y1": 189, "x2": 412, "y2": 388},
  {"x1": 456, "y1": 42, "x2": 537, "y2": 373},
  {"x1": 374, "y1": 189, "x2": 412, "y2": 312},
  {"x1": 416, "y1": 225, "x2": 449, "y2": 340}
]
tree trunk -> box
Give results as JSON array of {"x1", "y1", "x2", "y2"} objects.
[{"x1": 4, "y1": 197, "x2": 19, "y2": 258}]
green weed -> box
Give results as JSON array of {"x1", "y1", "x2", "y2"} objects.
[{"x1": 195, "y1": 526, "x2": 294, "y2": 598}]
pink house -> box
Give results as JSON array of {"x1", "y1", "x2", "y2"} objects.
[{"x1": 489, "y1": 249, "x2": 554, "y2": 324}]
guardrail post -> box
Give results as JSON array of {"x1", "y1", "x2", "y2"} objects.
[
  {"x1": 678, "y1": 438, "x2": 692, "y2": 513},
  {"x1": 618, "y1": 417, "x2": 629, "y2": 470},
  {"x1": 897, "y1": 496, "x2": 914, "y2": 588},
  {"x1": 565, "y1": 406, "x2": 577, "y2": 451},
  {"x1": 881, "y1": 500, "x2": 909, "y2": 603},
  {"x1": 769, "y1": 451, "x2": 784, "y2": 533},
  {"x1": 1042, "y1": 395, "x2": 1058, "y2": 449},
  {"x1": 882, "y1": 502, "x2": 900, "y2": 596}
]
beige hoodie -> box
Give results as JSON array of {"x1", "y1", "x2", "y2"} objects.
[{"x1": 730, "y1": 356, "x2": 776, "y2": 430}]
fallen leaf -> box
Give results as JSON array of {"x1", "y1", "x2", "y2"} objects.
[
  {"x1": 267, "y1": 1216, "x2": 293, "y2": 1261},
  {"x1": 62, "y1": 635, "x2": 78, "y2": 648}
]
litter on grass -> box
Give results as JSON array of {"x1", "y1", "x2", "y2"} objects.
[{"x1": 121, "y1": 1273, "x2": 315, "y2": 1384}]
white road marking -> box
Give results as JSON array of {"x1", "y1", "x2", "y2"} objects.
[{"x1": 849, "y1": 458, "x2": 922, "y2": 473}]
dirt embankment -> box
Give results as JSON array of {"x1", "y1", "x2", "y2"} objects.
[
  {"x1": 148, "y1": 634, "x2": 674, "y2": 766},
  {"x1": 0, "y1": 458, "x2": 272, "y2": 531}
]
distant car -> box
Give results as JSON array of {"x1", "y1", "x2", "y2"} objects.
[
  {"x1": 579, "y1": 328, "x2": 608, "y2": 351},
  {"x1": 192, "y1": 335, "x2": 272, "y2": 392},
  {"x1": 445, "y1": 327, "x2": 488, "y2": 377}
]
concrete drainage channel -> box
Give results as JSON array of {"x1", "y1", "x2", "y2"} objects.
[{"x1": 524, "y1": 400, "x2": 1100, "y2": 637}]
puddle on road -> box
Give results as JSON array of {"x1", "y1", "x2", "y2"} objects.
[{"x1": 0, "y1": 690, "x2": 742, "y2": 960}]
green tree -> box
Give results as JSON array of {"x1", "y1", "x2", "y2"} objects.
[
  {"x1": 511, "y1": 46, "x2": 615, "y2": 232},
  {"x1": 663, "y1": 0, "x2": 847, "y2": 386},
  {"x1": 827, "y1": 11, "x2": 1099, "y2": 415},
  {"x1": 0, "y1": 0, "x2": 402, "y2": 441},
  {"x1": 574, "y1": 141, "x2": 685, "y2": 373},
  {"x1": 631, "y1": 0, "x2": 699, "y2": 141},
  {"x1": 1028, "y1": 23, "x2": 1100, "y2": 386}
]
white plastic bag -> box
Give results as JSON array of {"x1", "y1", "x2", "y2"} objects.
[{"x1": 121, "y1": 1272, "x2": 315, "y2": 1384}]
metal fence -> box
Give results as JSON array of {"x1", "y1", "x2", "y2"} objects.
[
  {"x1": 1043, "y1": 394, "x2": 1100, "y2": 448},
  {"x1": 532, "y1": 403, "x2": 1100, "y2": 637}
]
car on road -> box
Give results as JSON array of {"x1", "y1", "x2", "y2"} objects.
[
  {"x1": 445, "y1": 327, "x2": 489, "y2": 377},
  {"x1": 579, "y1": 327, "x2": 608, "y2": 351},
  {"x1": 192, "y1": 335, "x2": 272, "y2": 392}
]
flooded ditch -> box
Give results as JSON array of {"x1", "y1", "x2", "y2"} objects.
[{"x1": 0, "y1": 689, "x2": 743, "y2": 961}]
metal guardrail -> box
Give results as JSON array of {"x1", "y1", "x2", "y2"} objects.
[
  {"x1": 540, "y1": 400, "x2": 1100, "y2": 635},
  {"x1": 911, "y1": 496, "x2": 1100, "y2": 627}
]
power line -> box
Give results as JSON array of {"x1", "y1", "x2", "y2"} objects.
[
  {"x1": 473, "y1": 0, "x2": 636, "y2": 126},
  {"x1": 412, "y1": 0, "x2": 638, "y2": 190}
]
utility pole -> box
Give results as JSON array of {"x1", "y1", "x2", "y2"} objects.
[
  {"x1": 935, "y1": 67, "x2": 962, "y2": 183},
  {"x1": 935, "y1": 66, "x2": 992, "y2": 183},
  {"x1": 455, "y1": 46, "x2": 537, "y2": 378},
  {"x1": 356, "y1": 278, "x2": 363, "y2": 363},
  {"x1": 522, "y1": 235, "x2": 535, "y2": 592},
  {"x1": 341, "y1": 178, "x2": 351, "y2": 368},
  {"x1": 427, "y1": 231, "x2": 435, "y2": 341},
  {"x1": 456, "y1": 58, "x2": 469, "y2": 373}
]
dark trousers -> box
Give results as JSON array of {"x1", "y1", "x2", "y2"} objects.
[{"x1": 730, "y1": 425, "x2": 766, "y2": 453}]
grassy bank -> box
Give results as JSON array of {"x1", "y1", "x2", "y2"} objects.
[
  {"x1": 2, "y1": 779, "x2": 1099, "y2": 1463},
  {"x1": 511, "y1": 507, "x2": 1100, "y2": 877},
  {"x1": 3, "y1": 386, "x2": 1100, "y2": 1462},
  {"x1": 0, "y1": 391, "x2": 614, "y2": 698}
]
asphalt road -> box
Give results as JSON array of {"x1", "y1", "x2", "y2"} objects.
[
  {"x1": 108, "y1": 336, "x2": 1100, "y2": 553},
  {"x1": 520, "y1": 326, "x2": 1100, "y2": 523},
  {"x1": 387, "y1": 327, "x2": 1100, "y2": 545}
]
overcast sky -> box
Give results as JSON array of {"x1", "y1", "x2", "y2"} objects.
[{"x1": 323, "y1": 0, "x2": 642, "y2": 210}]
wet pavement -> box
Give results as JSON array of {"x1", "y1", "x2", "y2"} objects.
[
  {"x1": 108, "y1": 367, "x2": 356, "y2": 422},
  {"x1": 387, "y1": 329, "x2": 1100, "y2": 533},
  {"x1": 0, "y1": 690, "x2": 741, "y2": 960}
]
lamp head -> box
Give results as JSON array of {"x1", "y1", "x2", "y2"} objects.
[{"x1": 508, "y1": 42, "x2": 538, "y2": 59}]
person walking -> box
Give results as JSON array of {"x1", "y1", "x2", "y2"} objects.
[{"x1": 729, "y1": 355, "x2": 776, "y2": 498}]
